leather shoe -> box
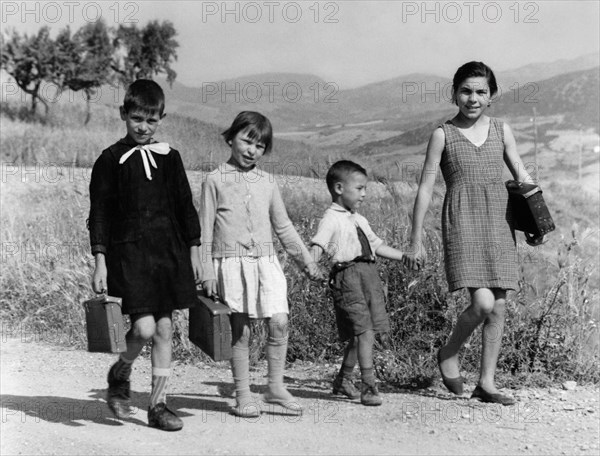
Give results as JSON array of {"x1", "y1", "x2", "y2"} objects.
[
  {"x1": 148, "y1": 403, "x2": 183, "y2": 431},
  {"x1": 106, "y1": 365, "x2": 132, "y2": 419},
  {"x1": 471, "y1": 386, "x2": 516, "y2": 406},
  {"x1": 332, "y1": 375, "x2": 360, "y2": 399},
  {"x1": 437, "y1": 349, "x2": 464, "y2": 395},
  {"x1": 360, "y1": 382, "x2": 382, "y2": 406}
]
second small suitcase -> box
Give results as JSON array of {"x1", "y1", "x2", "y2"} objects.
[
  {"x1": 83, "y1": 294, "x2": 127, "y2": 353},
  {"x1": 506, "y1": 180, "x2": 555, "y2": 237},
  {"x1": 189, "y1": 294, "x2": 232, "y2": 361}
]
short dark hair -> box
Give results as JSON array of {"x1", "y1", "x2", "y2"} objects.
[
  {"x1": 326, "y1": 160, "x2": 367, "y2": 196},
  {"x1": 222, "y1": 111, "x2": 273, "y2": 154},
  {"x1": 123, "y1": 79, "x2": 165, "y2": 115},
  {"x1": 451, "y1": 61, "x2": 498, "y2": 105}
]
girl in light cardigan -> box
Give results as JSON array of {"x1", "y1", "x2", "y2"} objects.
[{"x1": 200, "y1": 111, "x2": 321, "y2": 417}]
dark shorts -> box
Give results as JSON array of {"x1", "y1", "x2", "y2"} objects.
[{"x1": 329, "y1": 262, "x2": 389, "y2": 342}]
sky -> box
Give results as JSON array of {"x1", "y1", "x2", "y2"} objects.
[{"x1": 2, "y1": 0, "x2": 599, "y2": 89}]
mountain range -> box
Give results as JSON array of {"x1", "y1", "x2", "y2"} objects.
[{"x1": 158, "y1": 52, "x2": 599, "y2": 132}]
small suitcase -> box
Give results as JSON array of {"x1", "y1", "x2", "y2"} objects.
[
  {"x1": 506, "y1": 180, "x2": 555, "y2": 240},
  {"x1": 83, "y1": 294, "x2": 127, "y2": 353},
  {"x1": 189, "y1": 294, "x2": 232, "y2": 361}
]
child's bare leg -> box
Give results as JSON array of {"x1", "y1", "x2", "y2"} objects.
[
  {"x1": 123, "y1": 316, "x2": 154, "y2": 360},
  {"x1": 478, "y1": 290, "x2": 506, "y2": 393},
  {"x1": 120, "y1": 313, "x2": 156, "y2": 369},
  {"x1": 439, "y1": 288, "x2": 495, "y2": 378},
  {"x1": 356, "y1": 329, "x2": 375, "y2": 381},
  {"x1": 149, "y1": 312, "x2": 173, "y2": 407},
  {"x1": 146, "y1": 311, "x2": 183, "y2": 430},
  {"x1": 340, "y1": 336, "x2": 358, "y2": 376},
  {"x1": 230, "y1": 313, "x2": 259, "y2": 417},
  {"x1": 107, "y1": 313, "x2": 155, "y2": 418},
  {"x1": 264, "y1": 312, "x2": 301, "y2": 411}
]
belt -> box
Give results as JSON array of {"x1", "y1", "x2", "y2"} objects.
[{"x1": 330, "y1": 255, "x2": 376, "y2": 276}]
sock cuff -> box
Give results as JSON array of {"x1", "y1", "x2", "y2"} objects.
[
  {"x1": 119, "y1": 354, "x2": 135, "y2": 364},
  {"x1": 267, "y1": 336, "x2": 288, "y2": 345},
  {"x1": 360, "y1": 366, "x2": 375, "y2": 383},
  {"x1": 341, "y1": 364, "x2": 355, "y2": 377},
  {"x1": 152, "y1": 367, "x2": 171, "y2": 377}
]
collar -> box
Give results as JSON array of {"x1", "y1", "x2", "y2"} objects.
[
  {"x1": 330, "y1": 202, "x2": 355, "y2": 214},
  {"x1": 119, "y1": 142, "x2": 170, "y2": 180},
  {"x1": 221, "y1": 162, "x2": 260, "y2": 174}
]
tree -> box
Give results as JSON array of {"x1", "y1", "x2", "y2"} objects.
[
  {"x1": 111, "y1": 20, "x2": 179, "y2": 88},
  {"x1": 56, "y1": 20, "x2": 113, "y2": 125},
  {"x1": 1, "y1": 27, "x2": 61, "y2": 116}
]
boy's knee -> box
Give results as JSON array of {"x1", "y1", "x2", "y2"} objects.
[
  {"x1": 357, "y1": 329, "x2": 374, "y2": 344},
  {"x1": 154, "y1": 320, "x2": 173, "y2": 341},
  {"x1": 148, "y1": 314, "x2": 173, "y2": 343},
  {"x1": 132, "y1": 319, "x2": 156, "y2": 340}
]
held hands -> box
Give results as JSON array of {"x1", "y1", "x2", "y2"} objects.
[
  {"x1": 304, "y1": 262, "x2": 325, "y2": 281},
  {"x1": 402, "y1": 242, "x2": 426, "y2": 271}
]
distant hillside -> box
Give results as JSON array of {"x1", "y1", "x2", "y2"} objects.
[
  {"x1": 153, "y1": 53, "x2": 600, "y2": 133},
  {"x1": 350, "y1": 66, "x2": 600, "y2": 158},
  {"x1": 493, "y1": 67, "x2": 600, "y2": 128},
  {"x1": 496, "y1": 53, "x2": 600, "y2": 88},
  {"x1": 350, "y1": 117, "x2": 448, "y2": 156},
  {"x1": 2, "y1": 53, "x2": 597, "y2": 183},
  {"x1": 163, "y1": 72, "x2": 336, "y2": 131},
  {"x1": 159, "y1": 72, "x2": 457, "y2": 132}
]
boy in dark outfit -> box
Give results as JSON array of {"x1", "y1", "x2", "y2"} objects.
[{"x1": 88, "y1": 79, "x2": 201, "y2": 431}]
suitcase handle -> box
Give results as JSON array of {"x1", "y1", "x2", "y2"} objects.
[
  {"x1": 505, "y1": 180, "x2": 541, "y2": 198},
  {"x1": 84, "y1": 293, "x2": 123, "y2": 309},
  {"x1": 522, "y1": 187, "x2": 541, "y2": 199}
]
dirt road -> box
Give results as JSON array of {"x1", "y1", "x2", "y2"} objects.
[{"x1": 1, "y1": 338, "x2": 598, "y2": 455}]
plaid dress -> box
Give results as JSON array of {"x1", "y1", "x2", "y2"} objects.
[{"x1": 440, "y1": 118, "x2": 519, "y2": 292}]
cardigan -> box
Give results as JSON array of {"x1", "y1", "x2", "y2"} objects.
[{"x1": 200, "y1": 162, "x2": 312, "y2": 281}]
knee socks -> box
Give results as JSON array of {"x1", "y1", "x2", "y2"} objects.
[
  {"x1": 266, "y1": 336, "x2": 292, "y2": 398},
  {"x1": 111, "y1": 354, "x2": 135, "y2": 381},
  {"x1": 360, "y1": 367, "x2": 376, "y2": 386},
  {"x1": 149, "y1": 367, "x2": 171, "y2": 408},
  {"x1": 231, "y1": 335, "x2": 253, "y2": 408}
]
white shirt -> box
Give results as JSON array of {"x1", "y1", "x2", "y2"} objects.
[{"x1": 310, "y1": 203, "x2": 384, "y2": 265}]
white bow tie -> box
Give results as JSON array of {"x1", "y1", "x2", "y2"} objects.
[{"x1": 119, "y1": 143, "x2": 170, "y2": 180}]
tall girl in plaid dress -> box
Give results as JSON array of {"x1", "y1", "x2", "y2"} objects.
[
  {"x1": 200, "y1": 111, "x2": 321, "y2": 417},
  {"x1": 404, "y1": 62, "x2": 541, "y2": 405}
]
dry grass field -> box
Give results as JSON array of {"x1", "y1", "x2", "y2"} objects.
[{"x1": 1, "y1": 94, "x2": 599, "y2": 386}]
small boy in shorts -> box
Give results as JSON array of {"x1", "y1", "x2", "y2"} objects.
[{"x1": 309, "y1": 160, "x2": 405, "y2": 406}]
